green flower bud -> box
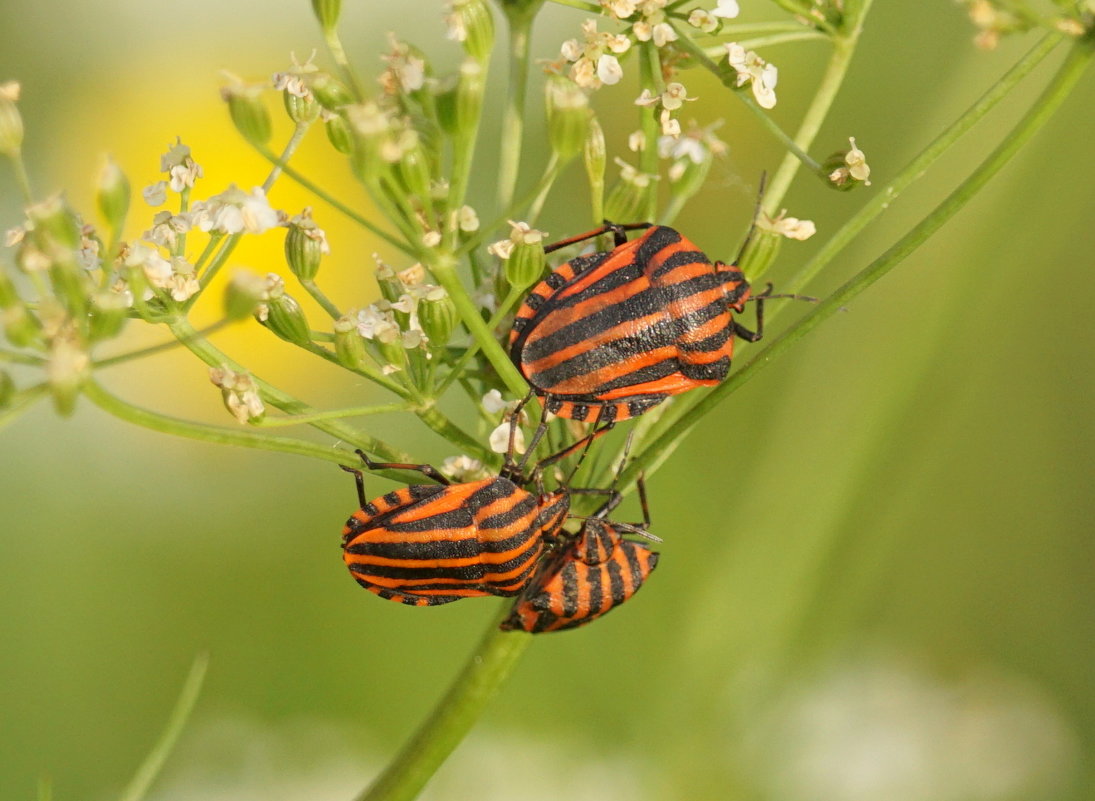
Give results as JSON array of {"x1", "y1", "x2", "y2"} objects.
[
  {"x1": 46, "y1": 336, "x2": 89, "y2": 417},
  {"x1": 584, "y1": 116, "x2": 606, "y2": 196},
  {"x1": 284, "y1": 210, "x2": 328, "y2": 281},
  {"x1": 258, "y1": 286, "x2": 311, "y2": 346},
  {"x1": 0, "y1": 268, "x2": 18, "y2": 309},
  {"x1": 455, "y1": 59, "x2": 485, "y2": 134},
  {"x1": 324, "y1": 113, "x2": 354, "y2": 154},
  {"x1": 2, "y1": 305, "x2": 38, "y2": 347},
  {"x1": 417, "y1": 287, "x2": 457, "y2": 347},
  {"x1": 604, "y1": 160, "x2": 656, "y2": 223},
  {"x1": 346, "y1": 102, "x2": 391, "y2": 182},
  {"x1": 96, "y1": 156, "x2": 130, "y2": 236},
  {"x1": 736, "y1": 228, "x2": 782, "y2": 280},
  {"x1": 87, "y1": 291, "x2": 129, "y2": 342},
  {"x1": 284, "y1": 89, "x2": 319, "y2": 125},
  {"x1": 373, "y1": 335, "x2": 408, "y2": 372},
  {"x1": 398, "y1": 143, "x2": 433, "y2": 206},
  {"x1": 448, "y1": 0, "x2": 494, "y2": 62},
  {"x1": 433, "y1": 75, "x2": 460, "y2": 136},
  {"x1": 0, "y1": 81, "x2": 23, "y2": 157},
  {"x1": 210, "y1": 366, "x2": 265, "y2": 424},
  {"x1": 311, "y1": 0, "x2": 341, "y2": 32},
  {"x1": 374, "y1": 260, "x2": 404, "y2": 304},
  {"x1": 667, "y1": 153, "x2": 712, "y2": 200},
  {"x1": 0, "y1": 369, "x2": 14, "y2": 408},
  {"x1": 334, "y1": 315, "x2": 370, "y2": 371},
  {"x1": 27, "y1": 195, "x2": 81, "y2": 251},
  {"x1": 505, "y1": 239, "x2": 545, "y2": 290},
  {"x1": 545, "y1": 75, "x2": 589, "y2": 161},
  {"x1": 224, "y1": 270, "x2": 267, "y2": 321},
  {"x1": 311, "y1": 74, "x2": 354, "y2": 110},
  {"x1": 221, "y1": 81, "x2": 271, "y2": 146}
]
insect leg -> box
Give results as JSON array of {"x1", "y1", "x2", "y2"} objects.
[{"x1": 354, "y1": 449, "x2": 451, "y2": 485}]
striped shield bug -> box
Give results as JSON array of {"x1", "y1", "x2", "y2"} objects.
[
  {"x1": 509, "y1": 221, "x2": 771, "y2": 425},
  {"x1": 500, "y1": 475, "x2": 659, "y2": 633},
  {"x1": 340, "y1": 450, "x2": 571, "y2": 607}
]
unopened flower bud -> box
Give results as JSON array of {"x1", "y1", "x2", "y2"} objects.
[
  {"x1": 505, "y1": 239, "x2": 546, "y2": 289},
  {"x1": 0, "y1": 81, "x2": 23, "y2": 157},
  {"x1": 257, "y1": 274, "x2": 311, "y2": 345},
  {"x1": 373, "y1": 335, "x2": 408, "y2": 371},
  {"x1": 417, "y1": 287, "x2": 457, "y2": 347},
  {"x1": 284, "y1": 88, "x2": 319, "y2": 125},
  {"x1": 311, "y1": 0, "x2": 341, "y2": 32},
  {"x1": 449, "y1": 0, "x2": 494, "y2": 62},
  {"x1": 284, "y1": 209, "x2": 328, "y2": 281},
  {"x1": 736, "y1": 228, "x2": 782, "y2": 281},
  {"x1": 312, "y1": 74, "x2": 354, "y2": 110},
  {"x1": 545, "y1": 75, "x2": 590, "y2": 160},
  {"x1": 334, "y1": 315, "x2": 370, "y2": 370},
  {"x1": 224, "y1": 270, "x2": 267, "y2": 321},
  {"x1": 824, "y1": 137, "x2": 871, "y2": 191},
  {"x1": 27, "y1": 195, "x2": 81, "y2": 251},
  {"x1": 456, "y1": 59, "x2": 485, "y2": 134},
  {"x1": 0, "y1": 369, "x2": 14, "y2": 408},
  {"x1": 221, "y1": 79, "x2": 272, "y2": 146},
  {"x1": 87, "y1": 291, "x2": 129, "y2": 341},
  {"x1": 2, "y1": 305, "x2": 38, "y2": 347},
  {"x1": 434, "y1": 76, "x2": 461, "y2": 136},
  {"x1": 398, "y1": 143, "x2": 433, "y2": 206},
  {"x1": 584, "y1": 116, "x2": 606, "y2": 191},
  {"x1": 96, "y1": 156, "x2": 130, "y2": 237},
  {"x1": 46, "y1": 335, "x2": 89, "y2": 417},
  {"x1": 374, "y1": 257, "x2": 404, "y2": 303},
  {"x1": 324, "y1": 113, "x2": 354, "y2": 154},
  {"x1": 0, "y1": 268, "x2": 18, "y2": 309}
]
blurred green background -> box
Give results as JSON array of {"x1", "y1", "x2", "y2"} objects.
[{"x1": 1, "y1": 1, "x2": 1093, "y2": 800}]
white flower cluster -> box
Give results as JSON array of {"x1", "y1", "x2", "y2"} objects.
[
  {"x1": 600, "y1": 0, "x2": 681, "y2": 47},
  {"x1": 272, "y1": 53, "x2": 319, "y2": 102},
  {"x1": 483, "y1": 389, "x2": 527, "y2": 454},
  {"x1": 829, "y1": 136, "x2": 871, "y2": 188},
  {"x1": 560, "y1": 19, "x2": 631, "y2": 89},
  {"x1": 726, "y1": 43, "x2": 779, "y2": 109},
  {"x1": 209, "y1": 366, "x2": 265, "y2": 424},
  {"x1": 758, "y1": 209, "x2": 817, "y2": 241},
  {"x1": 122, "y1": 243, "x2": 200, "y2": 302},
  {"x1": 635, "y1": 81, "x2": 696, "y2": 137},
  {"x1": 346, "y1": 102, "x2": 421, "y2": 163},
  {"x1": 688, "y1": 0, "x2": 739, "y2": 32},
  {"x1": 658, "y1": 121, "x2": 728, "y2": 180},
  {"x1": 379, "y1": 34, "x2": 426, "y2": 96}
]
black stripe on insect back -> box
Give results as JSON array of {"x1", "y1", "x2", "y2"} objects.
[
  {"x1": 382, "y1": 507, "x2": 474, "y2": 534},
  {"x1": 351, "y1": 561, "x2": 487, "y2": 581},
  {"x1": 561, "y1": 561, "x2": 581, "y2": 617},
  {"x1": 635, "y1": 225, "x2": 682, "y2": 263},
  {"x1": 584, "y1": 561, "x2": 604, "y2": 618},
  {"x1": 606, "y1": 557, "x2": 627, "y2": 605},
  {"x1": 649, "y1": 249, "x2": 710, "y2": 281},
  {"x1": 546, "y1": 257, "x2": 647, "y2": 312},
  {"x1": 345, "y1": 536, "x2": 482, "y2": 560}
]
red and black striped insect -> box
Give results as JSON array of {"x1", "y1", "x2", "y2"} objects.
[
  {"x1": 340, "y1": 450, "x2": 570, "y2": 607},
  {"x1": 509, "y1": 222, "x2": 769, "y2": 425},
  {"x1": 500, "y1": 477, "x2": 659, "y2": 633}
]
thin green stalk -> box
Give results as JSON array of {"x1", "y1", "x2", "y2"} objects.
[
  {"x1": 93, "y1": 319, "x2": 233, "y2": 368},
  {"x1": 300, "y1": 278, "x2": 342, "y2": 319},
  {"x1": 191, "y1": 234, "x2": 224, "y2": 274},
  {"x1": 84, "y1": 380, "x2": 359, "y2": 466},
  {"x1": 0, "y1": 383, "x2": 48, "y2": 431},
  {"x1": 253, "y1": 402, "x2": 409, "y2": 426},
  {"x1": 547, "y1": 0, "x2": 600, "y2": 12},
  {"x1": 497, "y1": 7, "x2": 538, "y2": 212},
  {"x1": 734, "y1": 31, "x2": 828, "y2": 50},
  {"x1": 435, "y1": 284, "x2": 524, "y2": 396},
  {"x1": 640, "y1": 31, "x2": 1066, "y2": 453},
  {"x1": 263, "y1": 122, "x2": 310, "y2": 194},
  {"x1": 428, "y1": 252, "x2": 529, "y2": 398},
  {"x1": 255, "y1": 145, "x2": 413, "y2": 255},
  {"x1": 415, "y1": 404, "x2": 496, "y2": 465},
  {"x1": 194, "y1": 233, "x2": 241, "y2": 292},
  {"x1": 0, "y1": 348, "x2": 44, "y2": 365},
  {"x1": 619, "y1": 35, "x2": 1094, "y2": 490},
  {"x1": 527, "y1": 153, "x2": 563, "y2": 224},
  {"x1": 168, "y1": 318, "x2": 411, "y2": 462},
  {"x1": 300, "y1": 340, "x2": 412, "y2": 397},
  {"x1": 638, "y1": 42, "x2": 662, "y2": 221},
  {"x1": 762, "y1": 2, "x2": 874, "y2": 214},
  {"x1": 7, "y1": 150, "x2": 34, "y2": 204},
  {"x1": 324, "y1": 28, "x2": 366, "y2": 101},
  {"x1": 356, "y1": 609, "x2": 532, "y2": 801},
  {"x1": 117, "y1": 653, "x2": 209, "y2": 801},
  {"x1": 787, "y1": 31, "x2": 1064, "y2": 294}
]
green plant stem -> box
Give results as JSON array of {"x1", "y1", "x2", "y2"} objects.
[
  {"x1": 734, "y1": 31, "x2": 829, "y2": 50},
  {"x1": 84, "y1": 379, "x2": 358, "y2": 465},
  {"x1": 527, "y1": 153, "x2": 563, "y2": 224},
  {"x1": 0, "y1": 383, "x2": 48, "y2": 431},
  {"x1": 300, "y1": 278, "x2": 342, "y2": 319},
  {"x1": 263, "y1": 122, "x2": 310, "y2": 194},
  {"x1": 547, "y1": 0, "x2": 600, "y2": 12},
  {"x1": 167, "y1": 318, "x2": 411, "y2": 461},
  {"x1": 117, "y1": 653, "x2": 209, "y2": 801},
  {"x1": 93, "y1": 319, "x2": 234, "y2": 368},
  {"x1": 787, "y1": 31, "x2": 1064, "y2": 294},
  {"x1": 356, "y1": 611, "x2": 532, "y2": 801},
  {"x1": 435, "y1": 284, "x2": 524, "y2": 397},
  {"x1": 638, "y1": 42, "x2": 662, "y2": 221},
  {"x1": 762, "y1": 2, "x2": 873, "y2": 215},
  {"x1": 255, "y1": 145, "x2": 412, "y2": 255},
  {"x1": 324, "y1": 28, "x2": 366, "y2": 101},
  {"x1": 497, "y1": 6, "x2": 538, "y2": 212},
  {"x1": 638, "y1": 31, "x2": 1066, "y2": 456},
  {"x1": 428, "y1": 252, "x2": 529, "y2": 398},
  {"x1": 299, "y1": 340, "x2": 410, "y2": 397},
  {"x1": 619, "y1": 34, "x2": 1094, "y2": 490},
  {"x1": 0, "y1": 348, "x2": 44, "y2": 365},
  {"x1": 7, "y1": 150, "x2": 34, "y2": 203},
  {"x1": 253, "y1": 402, "x2": 408, "y2": 426}
]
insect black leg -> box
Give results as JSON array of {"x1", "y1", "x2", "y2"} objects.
[
  {"x1": 340, "y1": 464, "x2": 368, "y2": 507},
  {"x1": 732, "y1": 173, "x2": 768, "y2": 267},
  {"x1": 354, "y1": 449, "x2": 451, "y2": 486},
  {"x1": 536, "y1": 420, "x2": 615, "y2": 473},
  {"x1": 734, "y1": 282, "x2": 772, "y2": 343},
  {"x1": 541, "y1": 222, "x2": 653, "y2": 254}
]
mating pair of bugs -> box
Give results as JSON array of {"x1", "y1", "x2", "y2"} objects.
[{"x1": 341, "y1": 221, "x2": 772, "y2": 633}]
